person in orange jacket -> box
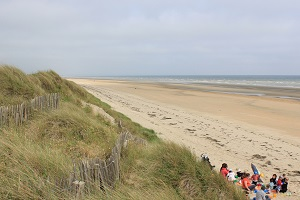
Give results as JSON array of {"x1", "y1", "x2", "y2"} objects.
[{"x1": 242, "y1": 173, "x2": 256, "y2": 191}]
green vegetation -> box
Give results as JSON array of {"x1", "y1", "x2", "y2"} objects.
[{"x1": 0, "y1": 66, "x2": 246, "y2": 199}]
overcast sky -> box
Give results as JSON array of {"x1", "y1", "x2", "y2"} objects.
[{"x1": 0, "y1": 0, "x2": 299, "y2": 76}]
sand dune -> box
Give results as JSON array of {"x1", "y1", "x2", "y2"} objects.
[{"x1": 70, "y1": 79, "x2": 300, "y2": 198}]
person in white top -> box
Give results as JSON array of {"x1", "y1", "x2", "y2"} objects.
[{"x1": 227, "y1": 169, "x2": 236, "y2": 182}]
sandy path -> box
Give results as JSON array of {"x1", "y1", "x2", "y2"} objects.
[{"x1": 70, "y1": 79, "x2": 300, "y2": 198}]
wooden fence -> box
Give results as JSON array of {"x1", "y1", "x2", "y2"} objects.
[
  {"x1": 62, "y1": 131, "x2": 146, "y2": 199},
  {"x1": 0, "y1": 93, "x2": 60, "y2": 127}
]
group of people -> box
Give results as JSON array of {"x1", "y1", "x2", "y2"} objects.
[
  {"x1": 269, "y1": 173, "x2": 289, "y2": 193},
  {"x1": 219, "y1": 163, "x2": 290, "y2": 199}
]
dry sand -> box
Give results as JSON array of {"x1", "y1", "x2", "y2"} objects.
[{"x1": 70, "y1": 78, "x2": 300, "y2": 199}]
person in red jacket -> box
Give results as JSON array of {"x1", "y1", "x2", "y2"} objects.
[
  {"x1": 251, "y1": 171, "x2": 260, "y2": 185},
  {"x1": 276, "y1": 176, "x2": 283, "y2": 192},
  {"x1": 220, "y1": 163, "x2": 229, "y2": 178}
]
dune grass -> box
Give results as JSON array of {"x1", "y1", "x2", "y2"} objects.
[{"x1": 0, "y1": 65, "x2": 246, "y2": 199}]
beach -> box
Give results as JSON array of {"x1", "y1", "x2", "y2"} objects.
[{"x1": 70, "y1": 78, "x2": 300, "y2": 198}]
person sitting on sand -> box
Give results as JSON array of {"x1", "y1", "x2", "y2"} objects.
[
  {"x1": 253, "y1": 183, "x2": 271, "y2": 200},
  {"x1": 236, "y1": 169, "x2": 244, "y2": 178},
  {"x1": 251, "y1": 171, "x2": 260, "y2": 185},
  {"x1": 269, "y1": 174, "x2": 277, "y2": 189},
  {"x1": 227, "y1": 169, "x2": 236, "y2": 182},
  {"x1": 262, "y1": 184, "x2": 270, "y2": 194},
  {"x1": 282, "y1": 173, "x2": 287, "y2": 183},
  {"x1": 276, "y1": 176, "x2": 283, "y2": 192},
  {"x1": 241, "y1": 173, "x2": 256, "y2": 191},
  {"x1": 220, "y1": 163, "x2": 229, "y2": 178},
  {"x1": 280, "y1": 177, "x2": 288, "y2": 193}
]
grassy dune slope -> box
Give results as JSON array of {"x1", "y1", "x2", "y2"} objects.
[{"x1": 0, "y1": 66, "x2": 246, "y2": 200}]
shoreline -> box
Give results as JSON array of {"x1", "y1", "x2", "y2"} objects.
[
  {"x1": 69, "y1": 78, "x2": 300, "y2": 197},
  {"x1": 69, "y1": 77, "x2": 300, "y2": 101},
  {"x1": 136, "y1": 81, "x2": 300, "y2": 101}
]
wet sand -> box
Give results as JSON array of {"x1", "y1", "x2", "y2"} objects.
[{"x1": 70, "y1": 78, "x2": 300, "y2": 198}]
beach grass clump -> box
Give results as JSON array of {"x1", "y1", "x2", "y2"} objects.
[
  {"x1": 0, "y1": 66, "x2": 42, "y2": 105},
  {"x1": 0, "y1": 130, "x2": 71, "y2": 199},
  {"x1": 30, "y1": 70, "x2": 88, "y2": 104},
  {"x1": 118, "y1": 142, "x2": 246, "y2": 200},
  {"x1": 22, "y1": 101, "x2": 118, "y2": 159}
]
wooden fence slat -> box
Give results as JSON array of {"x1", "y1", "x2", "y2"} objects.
[
  {"x1": 50, "y1": 93, "x2": 52, "y2": 109},
  {"x1": 54, "y1": 93, "x2": 56, "y2": 109},
  {"x1": 79, "y1": 161, "x2": 84, "y2": 182},
  {"x1": 106, "y1": 156, "x2": 115, "y2": 187},
  {"x1": 0, "y1": 107, "x2": 2, "y2": 126},
  {"x1": 20, "y1": 103, "x2": 23, "y2": 124},
  {"x1": 82, "y1": 160, "x2": 90, "y2": 193},
  {"x1": 99, "y1": 160, "x2": 109, "y2": 189},
  {"x1": 112, "y1": 147, "x2": 120, "y2": 182}
]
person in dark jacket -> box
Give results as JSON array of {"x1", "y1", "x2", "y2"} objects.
[
  {"x1": 280, "y1": 178, "x2": 289, "y2": 193},
  {"x1": 237, "y1": 169, "x2": 244, "y2": 178}
]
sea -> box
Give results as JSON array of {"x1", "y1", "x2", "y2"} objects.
[
  {"x1": 81, "y1": 75, "x2": 300, "y2": 100},
  {"x1": 91, "y1": 75, "x2": 300, "y2": 89}
]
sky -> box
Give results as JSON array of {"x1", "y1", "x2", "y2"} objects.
[{"x1": 0, "y1": 0, "x2": 299, "y2": 76}]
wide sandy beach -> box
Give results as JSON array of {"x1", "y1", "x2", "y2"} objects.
[{"x1": 70, "y1": 78, "x2": 300, "y2": 198}]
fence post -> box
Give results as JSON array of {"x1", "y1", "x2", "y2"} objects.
[
  {"x1": 0, "y1": 107, "x2": 2, "y2": 126},
  {"x1": 73, "y1": 180, "x2": 85, "y2": 200}
]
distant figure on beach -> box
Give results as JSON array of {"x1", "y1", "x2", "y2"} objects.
[
  {"x1": 269, "y1": 174, "x2": 277, "y2": 189},
  {"x1": 220, "y1": 163, "x2": 229, "y2": 178},
  {"x1": 241, "y1": 173, "x2": 256, "y2": 191},
  {"x1": 200, "y1": 153, "x2": 215, "y2": 170}
]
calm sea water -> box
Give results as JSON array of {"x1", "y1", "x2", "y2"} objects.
[{"x1": 94, "y1": 75, "x2": 300, "y2": 89}]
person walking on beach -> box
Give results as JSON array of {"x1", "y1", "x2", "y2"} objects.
[{"x1": 220, "y1": 163, "x2": 229, "y2": 178}]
